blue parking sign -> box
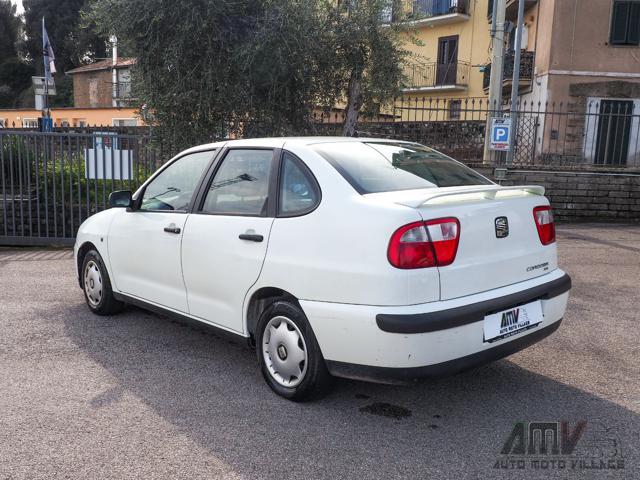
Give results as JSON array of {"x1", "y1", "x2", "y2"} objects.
[{"x1": 490, "y1": 118, "x2": 511, "y2": 151}]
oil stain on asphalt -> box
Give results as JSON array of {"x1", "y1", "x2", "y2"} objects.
[{"x1": 359, "y1": 402, "x2": 412, "y2": 420}]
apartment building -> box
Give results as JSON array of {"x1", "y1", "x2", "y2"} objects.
[
  {"x1": 487, "y1": 0, "x2": 640, "y2": 165},
  {"x1": 394, "y1": 0, "x2": 491, "y2": 119}
]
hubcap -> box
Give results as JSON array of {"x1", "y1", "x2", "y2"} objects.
[
  {"x1": 262, "y1": 316, "x2": 308, "y2": 388},
  {"x1": 84, "y1": 260, "x2": 103, "y2": 307}
]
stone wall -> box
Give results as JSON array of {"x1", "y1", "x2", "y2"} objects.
[{"x1": 470, "y1": 164, "x2": 640, "y2": 222}]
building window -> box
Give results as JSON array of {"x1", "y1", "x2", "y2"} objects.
[
  {"x1": 112, "y1": 118, "x2": 137, "y2": 127},
  {"x1": 610, "y1": 1, "x2": 640, "y2": 46},
  {"x1": 22, "y1": 118, "x2": 38, "y2": 128},
  {"x1": 449, "y1": 100, "x2": 462, "y2": 120}
]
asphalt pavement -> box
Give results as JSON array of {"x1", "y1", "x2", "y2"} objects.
[{"x1": 0, "y1": 224, "x2": 638, "y2": 480}]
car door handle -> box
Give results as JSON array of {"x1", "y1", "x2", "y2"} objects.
[
  {"x1": 164, "y1": 226, "x2": 181, "y2": 234},
  {"x1": 239, "y1": 233, "x2": 264, "y2": 242}
]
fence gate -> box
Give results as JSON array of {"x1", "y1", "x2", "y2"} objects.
[{"x1": 0, "y1": 130, "x2": 162, "y2": 246}]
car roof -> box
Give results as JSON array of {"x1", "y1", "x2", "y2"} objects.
[{"x1": 181, "y1": 136, "x2": 418, "y2": 155}]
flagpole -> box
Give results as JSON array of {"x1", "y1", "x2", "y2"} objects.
[{"x1": 42, "y1": 17, "x2": 49, "y2": 121}]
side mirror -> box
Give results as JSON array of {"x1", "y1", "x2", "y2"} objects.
[{"x1": 109, "y1": 190, "x2": 133, "y2": 208}]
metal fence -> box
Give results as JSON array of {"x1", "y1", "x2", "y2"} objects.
[
  {"x1": 314, "y1": 97, "x2": 640, "y2": 167},
  {"x1": 0, "y1": 130, "x2": 164, "y2": 245},
  {"x1": 2, "y1": 97, "x2": 639, "y2": 245}
]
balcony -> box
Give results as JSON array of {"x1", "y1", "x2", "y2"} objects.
[
  {"x1": 482, "y1": 51, "x2": 535, "y2": 96},
  {"x1": 487, "y1": 0, "x2": 538, "y2": 22},
  {"x1": 408, "y1": 0, "x2": 470, "y2": 26},
  {"x1": 113, "y1": 81, "x2": 132, "y2": 99},
  {"x1": 403, "y1": 61, "x2": 470, "y2": 92}
]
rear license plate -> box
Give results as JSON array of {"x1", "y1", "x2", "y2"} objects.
[{"x1": 483, "y1": 301, "x2": 543, "y2": 343}]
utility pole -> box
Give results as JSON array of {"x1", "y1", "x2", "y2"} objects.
[
  {"x1": 506, "y1": 0, "x2": 526, "y2": 164},
  {"x1": 483, "y1": 0, "x2": 507, "y2": 163}
]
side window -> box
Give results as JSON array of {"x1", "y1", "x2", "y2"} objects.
[
  {"x1": 140, "y1": 150, "x2": 213, "y2": 211},
  {"x1": 201, "y1": 149, "x2": 273, "y2": 216},
  {"x1": 278, "y1": 152, "x2": 320, "y2": 216}
]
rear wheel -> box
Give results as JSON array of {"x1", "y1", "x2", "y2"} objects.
[
  {"x1": 256, "y1": 301, "x2": 333, "y2": 401},
  {"x1": 81, "y1": 249, "x2": 123, "y2": 315}
]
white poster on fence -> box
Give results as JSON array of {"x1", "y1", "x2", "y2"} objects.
[{"x1": 84, "y1": 132, "x2": 133, "y2": 180}]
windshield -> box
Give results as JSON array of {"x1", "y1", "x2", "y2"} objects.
[{"x1": 312, "y1": 141, "x2": 493, "y2": 194}]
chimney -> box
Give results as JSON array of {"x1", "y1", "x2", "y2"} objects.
[{"x1": 110, "y1": 35, "x2": 118, "y2": 107}]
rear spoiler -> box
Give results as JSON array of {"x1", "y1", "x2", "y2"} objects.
[{"x1": 407, "y1": 185, "x2": 545, "y2": 208}]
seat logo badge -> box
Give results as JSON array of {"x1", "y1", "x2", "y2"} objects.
[{"x1": 495, "y1": 216, "x2": 509, "y2": 238}]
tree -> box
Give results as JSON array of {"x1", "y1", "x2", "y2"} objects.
[
  {"x1": 23, "y1": 0, "x2": 108, "y2": 74},
  {"x1": 0, "y1": 0, "x2": 20, "y2": 60},
  {"x1": 0, "y1": 1, "x2": 35, "y2": 108},
  {"x1": 86, "y1": 0, "x2": 410, "y2": 148},
  {"x1": 329, "y1": 0, "x2": 410, "y2": 136}
]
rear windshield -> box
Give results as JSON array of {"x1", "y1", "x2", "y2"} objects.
[{"x1": 312, "y1": 141, "x2": 492, "y2": 194}]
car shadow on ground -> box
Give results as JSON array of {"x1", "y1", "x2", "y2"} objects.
[{"x1": 60, "y1": 301, "x2": 639, "y2": 480}]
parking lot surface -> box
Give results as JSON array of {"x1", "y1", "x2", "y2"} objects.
[{"x1": 0, "y1": 224, "x2": 639, "y2": 480}]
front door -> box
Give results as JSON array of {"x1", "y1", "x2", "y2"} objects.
[
  {"x1": 437, "y1": 35, "x2": 459, "y2": 86},
  {"x1": 181, "y1": 148, "x2": 277, "y2": 332},
  {"x1": 595, "y1": 100, "x2": 633, "y2": 165},
  {"x1": 108, "y1": 150, "x2": 215, "y2": 312}
]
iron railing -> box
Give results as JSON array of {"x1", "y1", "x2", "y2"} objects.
[
  {"x1": 413, "y1": 0, "x2": 469, "y2": 17},
  {"x1": 0, "y1": 130, "x2": 164, "y2": 245},
  {"x1": 312, "y1": 97, "x2": 640, "y2": 168},
  {"x1": 113, "y1": 81, "x2": 132, "y2": 99},
  {"x1": 403, "y1": 61, "x2": 470, "y2": 89},
  {"x1": 483, "y1": 51, "x2": 535, "y2": 91}
]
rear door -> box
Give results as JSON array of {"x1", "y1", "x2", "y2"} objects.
[
  {"x1": 181, "y1": 148, "x2": 277, "y2": 333},
  {"x1": 415, "y1": 192, "x2": 557, "y2": 300}
]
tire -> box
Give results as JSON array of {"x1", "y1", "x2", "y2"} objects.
[
  {"x1": 256, "y1": 300, "x2": 333, "y2": 401},
  {"x1": 81, "y1": 249, "x2": 124, "y2": 316}
]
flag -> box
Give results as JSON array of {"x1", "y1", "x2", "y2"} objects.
[{"x1": 42, "y1": 17, "x2": 56, "y2": 80}]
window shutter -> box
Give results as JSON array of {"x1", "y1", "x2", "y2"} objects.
[
  {"x1": 611, "y1": 1, "x2": 630, "y2": 44},
  {"x1": 628, "y1": 2, "x2": 640, "y2": 45}
]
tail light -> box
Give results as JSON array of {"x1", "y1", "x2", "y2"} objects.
[
  {"x1": 533, "y1": 206, "x2": 556, "y2": 245},
  {"x1": 388, "y1": 218, "x2": 460, "y2": 269}
]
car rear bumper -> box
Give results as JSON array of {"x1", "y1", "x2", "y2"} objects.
[
  {"x1": 300, "y1": 269, "x2": 570, "y2": 384},
  {"x1": 325, "y1": 320, "x2": 562, "y2": 384}
]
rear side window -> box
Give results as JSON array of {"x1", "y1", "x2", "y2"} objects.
[
  {"x1": 312, "y1": 142, "x2": 492, "y2": 194},
  {"x1": 278, "y1": 152, "x2": 320, "y2": 216}
]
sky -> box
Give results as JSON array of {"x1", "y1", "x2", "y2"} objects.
[{"x1": 11, "y1": 0, "x2": 24, "y2": 14}]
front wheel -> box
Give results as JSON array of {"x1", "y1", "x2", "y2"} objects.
[
  {"x1": 81, "y1": 249, "x2": 124, "y2": 315},
  {"x1": 256, "y1": 301, "x2": 333, "y2": 401}
]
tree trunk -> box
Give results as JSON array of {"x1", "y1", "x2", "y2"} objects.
[{"x1": 342, "y1": 67, "x2": 363, "y2": 137}]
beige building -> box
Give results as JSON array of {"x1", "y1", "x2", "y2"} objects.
[
  {"x1": 66, "y1": 58, "x2": 136, "y2": 109},
  {"x1": 492, "y1": 0, "x2": 640, "y2": 165},
  {"x1": 395, "y1": 0, "x2": 492, "y2": 119}
]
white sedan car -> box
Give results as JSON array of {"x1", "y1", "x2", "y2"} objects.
[{"x1": 74, "y1": 137, "x2": 571, "y2": 400}]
